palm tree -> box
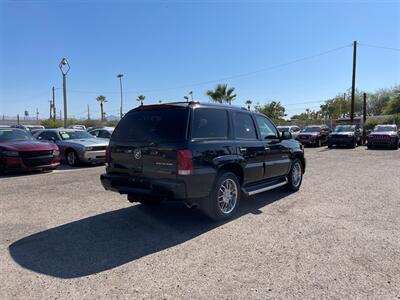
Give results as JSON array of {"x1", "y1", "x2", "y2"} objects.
[
  {"x1": 245, "y1": 100, "x2": 252, "y2": 111},
  {"x1": 96, "y1": 95, "x2": 107, "y2": 121},
  {"x1": 137, "y1": 95, "x2": 145, "y2": 106},
  {"x1": 206, "y1": 84, "x2": 237, "y2": 105}
]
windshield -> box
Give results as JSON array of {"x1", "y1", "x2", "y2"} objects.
[
  {"x1": 59, "y1": 130, "x2": 94, "y2": 140},
  {"x1": 302, "y1": 127, "x2": 321, "y2": 133},
  {"x1": 0, "y1": 129, "x2": 35, "y2": 142},
  {"x1": 334, "y1": 125, "x2": 355, "y2": 132},
  {"x1": 112, "y1": 107, "x2": 188, "y2": 142},
  {"x1": 373, "y1": 125, "x2": 397, "y2": 132},
  {"x1": 277, "y1": 127, "x2": 289, "y2": 132}
]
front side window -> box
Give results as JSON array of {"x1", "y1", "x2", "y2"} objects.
[
  {"x1": 255, "y1": 115, "x2": 278, "y2": 139},
  {"x1": 98, "y1": 130, "x2": 112, "y2": 139},
  {"x1": 39, "y1": 131, "x2": 59, "y2": 141},
  {"x1": 233, "y1": 112, "x2": 257, "y2": 140},
  {"x1": 191, "y1": 108, "x2": 228, "y2": 139}
]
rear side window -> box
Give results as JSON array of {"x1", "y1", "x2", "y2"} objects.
[
  {"x1": 233, "y1": 112, "x2": 257, "y2": 140},
  {"x1": 112, "y1": 107, "x2": 188, "y2": 142},
  {"x1": 191, "y1": 108, "x2": 228, "y2": 139}
]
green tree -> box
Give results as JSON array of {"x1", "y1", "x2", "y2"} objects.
[
  {"x1": 137, "y1": 95, "x2": 146, "y2": 106},
  {"x1": 255, "y1": 101, "x2": 286, "y2": 121},
  {"x1": 96, "y1": 95, "x2": 107, "y2": 121},
  {"x1": 383, "y1": 90, "x2": 400, "y2": 114},
  {"x1": 244, "y1": 100, "x2": 252, "y2": 111},
  {"x1": 206, "y1": 84, "x2": 237, "y2": 104}
]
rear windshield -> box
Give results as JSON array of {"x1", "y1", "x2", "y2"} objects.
[{"x1": 112, "y1": 107, "x2": 188, "y2": 142}]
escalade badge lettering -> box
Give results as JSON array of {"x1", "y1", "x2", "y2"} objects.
[{"x1": 133, "y1": 149, "x2": 142, "y2": 160}]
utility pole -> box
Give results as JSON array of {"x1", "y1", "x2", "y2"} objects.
[
  {"x1": 87, "y1": 104, "x2": 90, "y2": 120},
  {"x1": 36, "y1": 108, "x2": 39, "y2": 120},
  {"x1": 59, "y1": 110, "x2": 62, "y2": 121},
  {"x1": 189, "y1": 91, "x2": 193, "y2": 101},
  {"x1": 350, "y1": 41, "x2": 357, "y2": 124},
  {"x1": 17, "y1": 114, "x2": 20, "y2": 125},
  {"x1": 117, "y1": 74, "x2": 124, "y2": 119},
  {"x1": 362, "y1": 93, "x2": 367, "y2": 145},
  {"x1": 52, "y1": 86, "x2": 56, "y2": 121},
  {"x1": 59, "y1": 58, "x2": 70, "y2": 128},
  {"x1": 49, "y1": 100, "x2": 53, "y2": 119}
]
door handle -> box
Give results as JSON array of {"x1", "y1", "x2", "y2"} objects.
[
  {"x1": 264, "y1": 147, "x2": 270, "y2": 151},
  {"x1": 239, "y1": 147, "x2": 247, "y2": 152}
]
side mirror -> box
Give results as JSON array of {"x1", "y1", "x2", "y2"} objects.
[
  {"x1": 281, "y1": 131, "x2": 292, "y2": 140},
  {"x1": 37, "y1": 136, "x2": 42, "y2": 140}
]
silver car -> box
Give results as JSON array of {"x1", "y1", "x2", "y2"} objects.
[
  {"x1": 34, "y1": 129, "x2": 109, "y2": 166},
  {"x1": 277, "y1": 125, "x2": 301, "y2": 139}
]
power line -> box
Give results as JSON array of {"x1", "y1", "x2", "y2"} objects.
[
  {"x1": 68, "y1": 43, "x2": 352, "y2": 95},
  {"x1": 358, "y1": 43, "x2": 400, "y2": 52}
]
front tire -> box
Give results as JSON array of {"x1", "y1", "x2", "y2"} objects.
[
  {"x1": 286, "y1": 159, "x2": 303, "y2": 192},
  {"x1": 202, "y1": 171, "x2": 240, "y2": 221},
  {"x1": 66, "y1": 150, "x2": 80, "y2": 167}
]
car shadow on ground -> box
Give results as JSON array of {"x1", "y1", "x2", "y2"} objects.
[
  {"x1": 9, "y1": 189, "x2": 290, "y2": 279},
  {"x1": 0, "y1": 164, "x2": 104, "y2": 179}
]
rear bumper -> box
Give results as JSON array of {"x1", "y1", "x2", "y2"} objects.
[
  {"x1": 100, "y1": 170, "x2": 215, "y2": 201},
  {"x1": 101, "y1": 173, "x2": 187, "y2": 201}
]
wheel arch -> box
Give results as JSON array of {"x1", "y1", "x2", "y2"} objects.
[{"x1": 218, "y1": 162, "x2": 244, "y2": 185}]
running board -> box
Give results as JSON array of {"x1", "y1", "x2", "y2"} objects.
[{"x1": 242, "y1": 178, "x2": 288, "y2": 196}]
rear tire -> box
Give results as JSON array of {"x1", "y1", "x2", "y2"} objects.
[
  {"x1": 286, "y1": 159, "x2": 303, "y2": 192},
  {"x1": 202, "y1": 171, "x2": 240, "y2": 221}
]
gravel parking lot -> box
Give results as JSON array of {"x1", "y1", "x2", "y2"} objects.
[{"x1": 1, "y1": 147, "x2": 399, "y2": 299}]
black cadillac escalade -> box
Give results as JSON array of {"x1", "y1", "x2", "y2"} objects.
[{"x1": 100, "y1": 102, "x2": 306, "y2": 221}]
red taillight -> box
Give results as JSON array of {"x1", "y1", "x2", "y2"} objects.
[
  {"x1": 177, "y1": 150, "x2": 193, "y2": 175},
  {"x1": 105, "y1": 146, "x2": 111, "y2": 164}
]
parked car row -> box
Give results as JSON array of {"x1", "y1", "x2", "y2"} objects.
[
  {"x1": 0, "y1": 126, "x2": 114, "y2": 173},
  {"x1": 277, "y1": 124, "x2": 400, "y2": 149}
]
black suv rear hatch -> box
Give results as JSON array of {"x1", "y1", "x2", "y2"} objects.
[{"x1": 109, "y1": 105, "x2": 189, "y2": 178}]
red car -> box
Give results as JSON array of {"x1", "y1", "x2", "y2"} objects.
[
  {"x1": 0, "y1": 128, "x2": 61, "y2": 173},
  {"x1": 367, "y1": 124, "x2": 399, "y2": 150}
]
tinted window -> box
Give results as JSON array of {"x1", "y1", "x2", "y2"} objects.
[
  {"x1": 112, "y1": 107, "x2": 188, "y2": 142},
  {"x1": 38, "y1": 131, "x2": 59, "y2": 141},
  {"x1": 233, "y1": 112, "x2": 257, "y2": 140},
  {"x1": 191, "y1": 108, "x2": 228, "y2": 139},
  {"x1": 98, "y1": 130, "x2": 111, "y2": 139},
  {"x1": 0, "y1": 129, "x2": 35, "y2": 142},
  {"x1": 255, "y1": 115, "x2": 278, "y2": 139},
  {"x1": 89, "y1": 130, "x2": 99, "y2": 137}
]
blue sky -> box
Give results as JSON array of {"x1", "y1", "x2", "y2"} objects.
[{"x1": 0, "y1": 0, "x2": 399, "y2": 119}]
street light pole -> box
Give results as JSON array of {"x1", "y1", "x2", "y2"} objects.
[
  {"x1": 117, "y1": 74, "x2": 124, "y2": 119},
  {"x1": 59, "y1": 58, "x2": 70, "y2": 128}
]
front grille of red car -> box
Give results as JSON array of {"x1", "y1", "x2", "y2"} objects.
[
  {"x1": 19, "y1": 150, "x2": 54, "y2": 167},
  {"x1": 19, "y1": 150, "x2": 54, "y2": 158}
]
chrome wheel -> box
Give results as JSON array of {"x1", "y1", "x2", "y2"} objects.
[
  {"x1": 217, "y1": 178, "x2": 238, "y2": 214},
  {"x1": 292, "y1": 161, "x2": 302, "y2": 188},
  {"x1": 67, "y1": 151, "x2": 77, "y2": 166}
]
